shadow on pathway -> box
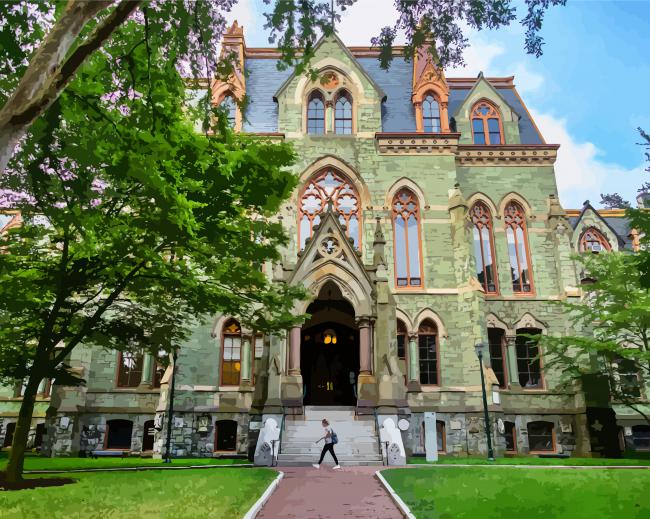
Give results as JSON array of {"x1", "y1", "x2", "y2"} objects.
[{"x1": 257, "y1": 466, "x2": 401, "y2": 518}]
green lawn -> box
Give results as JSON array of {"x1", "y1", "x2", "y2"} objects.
[
  {"x1": 0, "y1": 468, "x2": 276, "y2": 518},
  {"x1": 383, "y1": 467, "x2": 650, "y2": 519},
  {"x1": 407, "y1": 456, "x2": 650, "y2": 466},
  {"x1": 0, "y1": 452, "x2": 248, "y2": 471}
]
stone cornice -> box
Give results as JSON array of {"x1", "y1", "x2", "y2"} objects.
[
  {"x1": 456, "y1": 144, "x2": 560, "y2": 166},
  {"x1": 375, "y1": 132, "x2": 460, "y2": 155}
]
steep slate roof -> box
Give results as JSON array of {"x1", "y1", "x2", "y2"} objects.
[{"x1": 239, "y1": 39, "x2": 543, "y2": 142}]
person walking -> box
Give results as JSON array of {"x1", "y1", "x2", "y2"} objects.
[{"x1": 312, "y1": 418, "x2": 341, "y2": 469}]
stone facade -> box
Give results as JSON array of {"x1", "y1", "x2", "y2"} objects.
[{"x1": 1, "y1": 29, "x2": 648, "y2": 461}]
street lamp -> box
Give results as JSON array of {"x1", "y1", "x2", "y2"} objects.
[
  {"x1": 163, "y1": 347, "x2": 179, "y2": 464},
  {"x1": 474, "y1": 343, "x2": 495, "y2": 461}
]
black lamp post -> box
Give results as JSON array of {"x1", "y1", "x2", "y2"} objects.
[
  {"x1": 475, "y1": 343, "x2": 495, "y2": 461},
  {"x1": 163, "y1": 347, "x2": 178, "y2": 464}
]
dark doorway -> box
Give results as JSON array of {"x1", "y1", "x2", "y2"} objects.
[
  {"x1": 34, "y1": 423, "x2": 45, "y2": 449},
  {"x1": 142, "y1": 420, "x2": 155, "y2": 451},
  {"x1": 3, "y1": 422, "x2": 16, "y2": 447},
  {"x1": 301, "y1": 282, "x2": 359, "y2": 406},
  {"x1": 105, "y1": 419, "x2": 133, "y2": 450},
  {"x1": 214, "y1": 420, "x2": 238, "y2": 451}
]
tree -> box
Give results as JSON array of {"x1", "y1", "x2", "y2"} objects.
[
  {"x1": 1, "y1": 0, "x2": 568, "y2": 171},
  {"x1": 264, "y1": 0, "x2": 566, "y2": 74},
  {"x1": 628, "y1": 128, "x2": 650, "y2": 286},
  {"x1": 540, "y1": 252, "x2": 650, "y2": 424},
  {"x1": 0, "y1": 14, "x2": 304, "y2": 483},
  {"x1": 599, "y1": 193, "x2": 631, "y2": 209}
]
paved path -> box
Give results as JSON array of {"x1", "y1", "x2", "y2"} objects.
[{"x1": 257, "y1": 466, "x2": 402, "y2": 519}]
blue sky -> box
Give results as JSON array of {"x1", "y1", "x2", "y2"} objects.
[{"x1": 228, "y1": 0, "x2": 649, "y2": 208}]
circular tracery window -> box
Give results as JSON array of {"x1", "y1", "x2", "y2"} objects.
[{"x1": 298, "y1": 169, "x2": 361, "y2": 250}]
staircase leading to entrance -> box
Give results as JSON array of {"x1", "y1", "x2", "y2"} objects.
[{"x1": 277, "y1": 406, "x2": 384, "y2": 466}]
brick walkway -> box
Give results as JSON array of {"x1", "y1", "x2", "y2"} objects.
[{"x1": 257, "y1": 466, "x2": 402, "y2": 518}]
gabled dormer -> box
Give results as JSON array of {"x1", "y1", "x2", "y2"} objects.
[
  {"x1": 411, "y1": 45, "x2": 450, "y2": 133},
  {"x1": 274, "y1": 33, "x2": 386, "y2": 137},
  {"x1": 453, "y1": 73, "x2": 521, "y2": 145}
]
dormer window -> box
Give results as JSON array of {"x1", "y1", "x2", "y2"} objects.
[
  {"x1": 334, "y1": 90, "x2": 353, "y2": 134},
  {"x1": 307, "y1": 91, "x2": 325, "y2": 134},
  {"x1": 579, "y1": 228, "x2": 611, "y2": 253},
  {"x1": 471, "y1": 101, "x2": 504, "y2": 145},
  {"x1": 422, "y1": 93, "x2": 441, "y2": 132}
]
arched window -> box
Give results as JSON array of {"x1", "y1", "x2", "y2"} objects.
[
  {"x1": 471, "y1": 202, "x2": 498, "y2": 294},
  {"x1": 392, "y1": 188, "x2": 422, "y2": 288},
  {"x1": 307, "y1": 91, "x2": 325, "y2": 134},
  {"x1": 418, "y1": 319, "x2": 439, "y2": 385},
  {"x1": 334, "y1": 90, "x2": 353, "y2": 134},
  {"x1": 298, "y1": 169, "x2": 361, "y2": 250},
  {"x1": 221, "y1": 95, "x2": 237, "y2": 128},
  {"x1": 504, "y1": 201, "x2": 533, "y2": 293},
  {"x1": 221, "y1": 319, "x2": 242, "y2": 386},
  {"x1": 396, "y1": 319, "x2": 407, "y2": 359},
  {"x1": 422, "y1": 93, "x2": 441, "y2": 132},
  {"x1": 516, "y1": 328, "x2": 543, "y2": 389},
  {"x1": 579, "y1": 227, "x2": 611, "y2": 253},
  {"x1": 471, "y1": 101, "x2": 503, "y2": 145}
]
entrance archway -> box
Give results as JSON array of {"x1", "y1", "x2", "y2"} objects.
[{"x1": 301, "y1": 282, "x2": 359, "y2": 406}]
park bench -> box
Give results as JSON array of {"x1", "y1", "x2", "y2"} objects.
[{"x1": 89, "y1": 450, "x2": 130, "y2": 459}]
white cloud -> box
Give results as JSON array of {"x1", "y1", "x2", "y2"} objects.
[
  {"x1": 225, "y1": 0, "x2": 257, "y2": 30},
  {"x1": 335, "y1": 0, "x2": 400, "y2": 45},
  {"x1": 531, "y1": 109, "x2": 646, "y2": 208}
]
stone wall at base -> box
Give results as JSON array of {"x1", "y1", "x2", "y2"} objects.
[{"x1": 403, "y1": 412, "x2": 583, "y2": 457}]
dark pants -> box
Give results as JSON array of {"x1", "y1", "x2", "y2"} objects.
[{"x1": 318, "y1": 442, "x2": 338, "y2": 465}]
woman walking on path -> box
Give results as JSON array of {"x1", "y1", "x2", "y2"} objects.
[{"x1": 313, "y1": 418, "x2": 341, "y2": 469}]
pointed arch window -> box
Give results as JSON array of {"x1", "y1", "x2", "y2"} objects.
[
  {"x1": 307, "y1": 91, "x2": 325, "y2": 134},
  {"x1": 471, "y1": 101, "x2": 503, "y2": 145},
  {"x1": 504, "y1": 201, "x2": 533, "y2": 293},
  {"x1": 471, "y1": 202, "x2": 498, "y2": 294},
  {"x1": 298, "y1": 169, "x2": 361, "y2": 250},
  {"x1": 392, "y1": 188, "x2": 422, "y2": 288},
  {"x1": 579, "y1": 227, "x2": 611, "y2": 253},
  {"x1": 221, "y1": 95, "x2": 237, "y2": 128},
  {"x1": 396, "y1": 319, "x2": 407, "y2": 359},
  {"x1": 221, "y1": 319, "x2": 242, "y2": 386},
  {"x1": 334, "y1": 90, "x2": 353, "y2": 134},
  {"x1": 418, "y1": 319, "x2": 439, "y2": 386},
  {"x1": 422, "y1": 93, "x2": 441, "y2": 132}
]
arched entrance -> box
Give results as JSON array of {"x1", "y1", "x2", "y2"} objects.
[{"x1": 301, "y1": 282, "x2": 359, "y2": 406}]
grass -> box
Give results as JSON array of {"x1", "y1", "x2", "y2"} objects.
[
  {"x1": 0, "y1": 452, "x2": 249, "y2": 471},
  {"x1": 0, "y1": 468, "x2": 276, "y2": 518},
  {"x1": 383, "y1": 466, "x2": 650, "y2": 519},
  {"x1": 407, "y1": 455, "x2": 650, "y2": 466}
]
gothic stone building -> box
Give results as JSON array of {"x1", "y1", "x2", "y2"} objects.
[{"x1": 2, "y1": 27, "x2": 649, "y2": 462}]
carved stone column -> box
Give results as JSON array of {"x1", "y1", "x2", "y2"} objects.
[
  {"x1": 240, "y1": 338, "x2": 252, "y2": 391},
  {"x1": 139, "y1": 353, "x2": 154, "y2": 388},
  {"x1": 288, "y1": 326, "x2": 301, "y2": 376},
  {"x1": 358, "y1": 317, "x2": 372, "y2": 376},
  {"x1": 505, "y1": 334, "x2": 521, "y2": 389},
  {"x1": 407, "y1": 332, "x2": 421, "y2": 392}
]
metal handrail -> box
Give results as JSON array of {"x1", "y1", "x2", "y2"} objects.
[
  {"x1": 373, "y1": 409, "x2": 385, "y2": 466},
  {"x1": 278, "y1": 409, "x2": 286, "y2": 455}
]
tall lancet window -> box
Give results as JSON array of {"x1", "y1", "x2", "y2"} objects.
[
  {"x1": 221, "y1": 95, "x2": 237, "y2": 128},
  {"x1": 298, "y1": 169, "x2": 361, "y2": 250},
  {"x1": 579, "y1": 227, "x2": 611, "y2": 253},
  {"x1": 307, "y1": 91, "x2": 325, "y2": 134},
  {"x1": 471, "y1": 202, "x2": 498, "y2": 294},
  {"x1": 334, "y1": 90, "x2": 353, "y2": 134},
  {"x1": 504, "y1": 201, "x2": 533, "y2": 293},
  {"x1": 422, "y1": 93, "x2": 441, "y2": 132},
  {"x1": 471, "y1": 101, "x2": 503, "y2": 144},
  {"x1": 392, "y1": 188, "x2": 422, "y2": 288}
]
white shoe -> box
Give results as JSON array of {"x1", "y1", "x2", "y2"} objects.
[
  {"x1": 333, "y1": 465, "x2": 341, "y2": 470},
  {"x1": 312, "y1": 464, "x2": 320, "y2": 469}
]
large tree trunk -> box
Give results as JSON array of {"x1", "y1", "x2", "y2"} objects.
[
  {"x1": 0, "y1": 0, "x2": 141, "y2": 173},
  {"x1": 4, "y1": 375, "x2": 41, "y2": 483}
]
